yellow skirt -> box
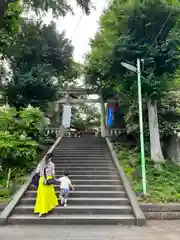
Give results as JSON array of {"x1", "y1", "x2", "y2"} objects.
[{"x1": 34, "y1": 176, "x2": 58, "y2": 214}]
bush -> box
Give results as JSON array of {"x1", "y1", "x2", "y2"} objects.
[
  {"x1": 17, "y1": 106, "x2": 46, "y2": 140},
  {"x1": 0, "y1": 105, "x2": 50, "y2": 201},
  {"x1": 0, "y1": 105, "x2": 16, "y2": 131},
  {"x1": 0, "y1": 132, "x2": 37, "y2": 169},
  {"x1": 0, "y1": 105, "x2": 47, "y2": 170}
]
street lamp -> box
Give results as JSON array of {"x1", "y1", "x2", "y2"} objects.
[{"x1": 121, "y1": 58, "x2": 147, "y2": 195}]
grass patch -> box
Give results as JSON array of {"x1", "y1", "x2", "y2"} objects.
[{"x1": 115, "y1": 145, "x2": 180, "y2": 203}]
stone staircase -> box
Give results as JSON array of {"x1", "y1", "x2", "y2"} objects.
[{"x1": 6, "y1": 136, "x2": 145, "y2": 225}]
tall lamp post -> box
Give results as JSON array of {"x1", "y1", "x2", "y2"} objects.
[{"x1": 121, "y1": 58, "x2": 147, "y2": 195}]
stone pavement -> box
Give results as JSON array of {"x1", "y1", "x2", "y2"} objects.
[{"x1": 0, "y1": 221, "x2": 180, "y2": 240}]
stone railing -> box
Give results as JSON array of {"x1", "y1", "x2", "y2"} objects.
[
  {"x1": 108, "y1": 128, "x2": 125, "y2": 136},
  {"x1": 45, "y1": 127, "x2": 125, "y2": 138},
  {"x1": 45, "y1": 127, "x2": 62, "y2": 138}
]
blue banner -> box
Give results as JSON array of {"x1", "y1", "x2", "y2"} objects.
[{"x1": 107, "y1": 107, "x2": 113, "y2": 127}]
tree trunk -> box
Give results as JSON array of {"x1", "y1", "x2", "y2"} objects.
[
  {"x1": 147, "y1": 98, "x2": 164, "y2": 165},
  {"x1": 0, "y1": 0, "x2": 7, "y2": 23}
]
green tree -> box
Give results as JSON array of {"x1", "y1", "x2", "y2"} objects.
[
  {"x1": 0, "y1": 1, "x2": 21, "y2": 53},
  {"x1": 0, "y1": 0, "x2": 91, "y2": 21},
  {"x1": 85, "y1": 0, "x2": 180, "y2": 165},
  {"x1": 5, "y1": 21, "x2": 74, "y2": 108}
]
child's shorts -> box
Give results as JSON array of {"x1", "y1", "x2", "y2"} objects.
[{"x1": 60, "y1": 188, "x2": 69, "y2": 199}]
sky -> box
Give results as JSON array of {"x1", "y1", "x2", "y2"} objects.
[{"x1": 43, "y1": 0, "x2": 109, "y2": 63}]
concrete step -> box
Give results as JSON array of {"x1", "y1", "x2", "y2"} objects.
[
  {"x1": 53, "y1": 151, "x2": 110, "y2": 154},
  {"x1": 53, "y1": 148, "x2": 108, "y2": 151},
  {"x1": 25, "y1": 190, "x2": 126, "y2": 198},
  {"x1": 13, "y1": 205, "x2": 132, "y2": 215},
  {"x1": 53, "y1": 160, "x2": 112, "y2": 163},
  {"x1": 54, "y1": 160, "x2": 114, "y2": 164},
  {"x1": 20, "y1": 197, "x2": 129, "y2": 205},
  {"x1": 53, "y1": 156, "x2": 111, "y2": 158},
  {"x1": 54, "y1": 148, "x2": 109, "y2": 150},
  {"x1": 54, "y1": 166, "x2": 117, "y2": 171},
  {"x1": 53, "y1": 155, "x2": 110, "y2": 158},
  {"x1": 29, "y1": 184, "x2": 123, "y2": 191},
  {"x1": 57, "y1": 144, "x2": 106, "y2": 146},
  {"x1": 54, "y1": 152, "x2": 109, "y2": 154},
  {"x1": 55, "y1": 170, "x2": 117, "y2": 176},
  {"x1": 54, "y1": 151, "x2": 109, "y2": 153},
  {"x1": 57, "y1": 144, "x2": 106, "y2": 147},
  {"x1": 56, "y1": 143, "x2": 106, "y2": 145},
  {"x1": 55, "y1": 170, "x2": 116, "y2": 175},
  {"x1": 46, "y1": 179, "x2": 121, "y2": 185},
  {"x1": 8, "y1": 214, "x2": 136, "y2": 225},
  {"x1": 52, "y1": 157, "x2": 112, "y2": 160},
  {"x1": 54, "y1": 166, "x2": 116, "y2": 170},
  {"x1": 54, "y1": 175, "x2": 119, "y2": 180},
  {"x1": 54, "y1": 163, "x2": 115, "y2": 168},
  {"x1": 59, "y1": 139, "x2": 105, "y2": 142},
  {"x1": 55, "y1": 149, "x2": 107, "y2": 151},
  {"x1": 54, "y1": 149, "x2": 109, "y2": 151},
  {"x1": 53, "y1": 159, "x2": 112, "y2": 163}
]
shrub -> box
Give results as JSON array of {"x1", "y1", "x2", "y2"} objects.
[
  {"x1": 0, "y1": 105, "x2": 47, "y2": 170},
  {"x1": 0, "y1": 132, "x2": 37, "y2": 169},
  {"x1": 17, "y1": 106, "x2": 47, "y2": 140}
]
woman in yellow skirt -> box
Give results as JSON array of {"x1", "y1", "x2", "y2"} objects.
[{"x1": 34, "y1": 154, "x2": 58, "y2": 217}]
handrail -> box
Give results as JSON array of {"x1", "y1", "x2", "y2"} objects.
[{"x1": 0, "y1": 126, "x2": 66, "y2": 225}]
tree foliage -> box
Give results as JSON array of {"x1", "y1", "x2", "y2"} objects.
[
  {"x1": 85, "y1": 0, "x2": 180, "y2": 163},
  {"x1": 86, "y1": 0, "x2": 180, "y2": 97},
  {"x1": 0, "y1": 1, "x2": 22, "y2": 54},
  {"x1": 5, "y1": 21, "x2": 74, "y2": 108},
  {"x1": 0, "y1": 0, "x2": 92, "y2": 22}
]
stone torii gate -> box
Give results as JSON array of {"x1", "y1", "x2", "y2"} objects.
[{"x1": 55, "y1": 87, "x2": 117, "y2": 137}]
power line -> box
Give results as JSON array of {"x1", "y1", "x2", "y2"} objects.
[
  {"x1": 70, "y1": 15, "x2": 83, "y2": 41},
  {"x1": 144, "y1": 11, "x2": 172, "y2": 58}
]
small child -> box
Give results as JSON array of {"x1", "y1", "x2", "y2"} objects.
[{"x1": 57, "y1": 170, "x2": 74, "y2": 207}]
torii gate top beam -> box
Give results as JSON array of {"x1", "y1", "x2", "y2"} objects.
[
  {"x1": 59, "y1": 87, "x2": 97, "y2": 96},
  {"x1": 58, "y1": 87, "x2": 119, "y2": 104},
  {"x1": 56, "y1": 98, "x2": 117, "y2": 104}
]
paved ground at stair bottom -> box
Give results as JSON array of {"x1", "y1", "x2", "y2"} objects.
[{"x1": 0, "y1": 221, "x2": 179, "y2": 240}]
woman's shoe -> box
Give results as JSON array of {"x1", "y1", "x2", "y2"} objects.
[{"x1": 38, "y1": 213, "x2": 43, "y2": 218}]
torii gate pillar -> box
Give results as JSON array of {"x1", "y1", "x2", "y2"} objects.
[{"x1": 100, "y1": 94, "x2": 107, "y2": 137}]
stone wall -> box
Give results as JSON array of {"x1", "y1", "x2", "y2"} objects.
[{"x1": 141, "y1": 203, "x2": 180, "y2": 220}]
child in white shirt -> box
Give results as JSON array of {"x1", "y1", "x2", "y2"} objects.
[{"x1": 57, "y1": 170, "x2": 74, "y2": 207}]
